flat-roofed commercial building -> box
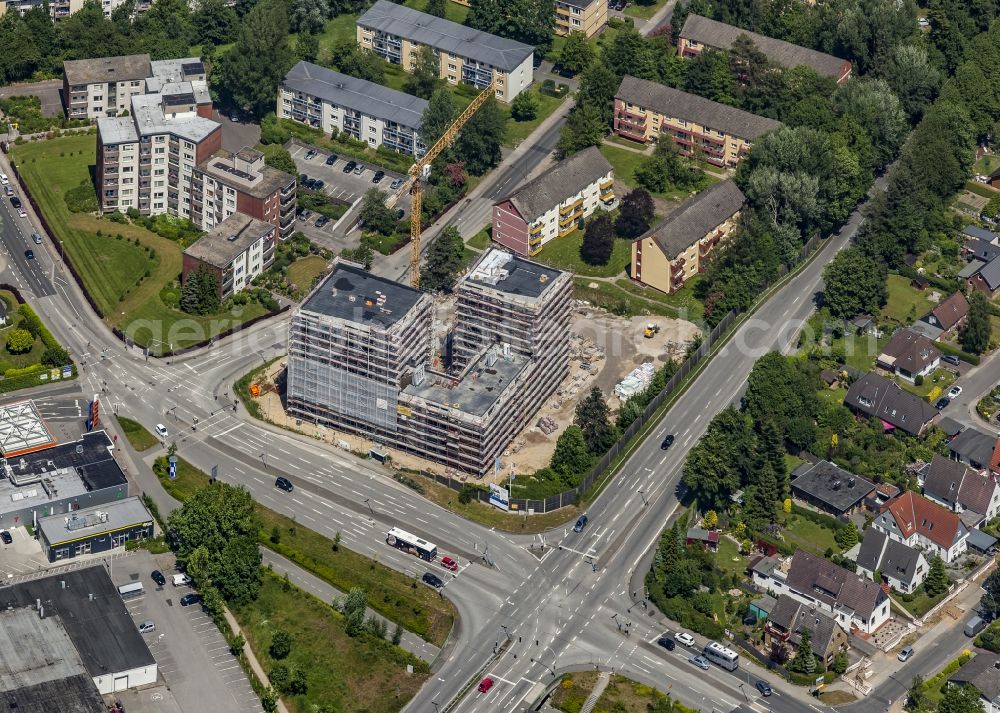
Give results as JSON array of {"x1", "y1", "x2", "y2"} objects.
[
  {"x1": 278, "y1": 61, "x2": 428, "y2": 156},
  {"x1": 677, "y1": 14, "x2": 852, "y2": 85},
  {"x1": 631, "y1": 180, "x2": 745, "y2": 294},
  {"x1": 357, "y1": 0, "x2": 534, "y2": 103},
  {"x1": 37, "y1": 496, "x2": 154, "y2": 562},
  {"x1": 182, "y1": 213, "x2": 277, "y2": 299},
  {"x1": 614, "y1": 75, "x2": 782, "y2": 166},
  {"x1": 493, "y1": 146, "x2": 615, "y2": 256}
]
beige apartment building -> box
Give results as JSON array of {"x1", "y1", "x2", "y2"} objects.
[
  {"x1": 555, "y1": 0, "x2": 607, "y2": 38},
  {"x1": 631, "y1": 180, "x2": 745, "y2": 294},
  {"x1": 356, "y1": 0, "x2": 534, "y2": 103},
  {"x1": 614, "y1": 75, "x2": 782, "y2": 167}
]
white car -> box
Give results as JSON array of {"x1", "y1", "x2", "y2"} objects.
[
  {"x1": 0, "y1": 173, "x2": 8, "y2": 185},
  {"x1": 948, "y1": 386, "x2": 963, "y2": 399},
  {"x1": 16, "y1": 207, "x2": 26, "y2": 219},
  {"x1": 674, "y1": 632, "x2": 695, "y2": 647},
  {"x1": 155, "y1": 423, "x2": 168, "y2": 438}
]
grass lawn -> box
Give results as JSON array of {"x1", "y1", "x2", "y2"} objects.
[
  {"x1": 0, "y1": 293, "x2": 47, "y2": 371},
  {"x1": 504, "y1": 87, "x2": 568, "y2": 147},
  {"x1": 592, "y1": 676, "x2": 683, "y2": 713},
  {"x1": 965, "y1": 180, "x2": 999, "y2": 200},
  {"x1": 535, "y1": 231, "x2": 631, "y2": 277},
  {"x1": 881, "y1": 274, "x2": 936, "y2": 327},
  {"x1": 232, "y1": 573, "x2": 429, "y2": 713},
  {"x1": 625, "y1": 0, "x2": 670, "y2": 20},
  {"x1": 550, "y1": 671, "x2": 601, "y2": 713},
  {"x1": 116, "y1": 416, "x2": 158, "y2": 451},
  {"x1": 778, "y1": 513, "x2": 840, "y2": 555},
  {"x1": 157, "y1": 457, "x2": 455, "y2": 646},
  {"x1": 467, "y1": 226, "x2": 492, "y2": 250},
  {"x1": 574, "y1": 278, "x2": 695, "y2": 319},
  {"x1": 901, "y1": 584, "x2": 949, "y2": 618},
  {"x1": 899, "y1": 367, "x2": 954, "y2": 400},
  {"x1": 613, "y1": 276, "x2": 705, "y2": 322},
  {"x1": 403, "y1": 0, "x2": 468, "y2": 23},
  {"x1": 598, "y1": 143, "x2": 716, "y2": 201},
  {"x1": 976, "y1": 155, "x2": 1000, "y2": 177},
  {"x1": 286, "y1": 256, "x2": 329, "y2": 293},
  {"x1": 315, "y1": 13, "x2": 359, "y2": 60},
  {"x1": 713, "y1": 537, "x2": 746, "y2": 579}
]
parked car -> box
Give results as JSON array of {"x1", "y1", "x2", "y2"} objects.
[
  {"x1": 179, "y1": 593, "x2": 203, "y2": 607},
  {"x1": 935, "y1": 397, "x2": 950, "y2": 410},
  {"x1": 441, "y1": 556, "x2": 459, "y2": 571},
  {"x1": 315, "y1": 215, "x2": 330, "y2": 228},
  {"x1": 660, "y1": 434, "x2": 675, "y2": 450},
  {"x1": 299, "y1": 173, "x2": 308, "y2": 183},
  {"x1": 422, "y1": 572, "x2": 443, "y2": 588},
  {"x1": 3, "y1": 186, "x2": 12, "y2": 197},
  {"x1": 0, "y1": 531, "x2": 11, "y2": 545},
  {"x1": 10, "y1": 196, "x2": 21, "y2": 208},
  {"x1": 478, "y1": 678, "x2": 494, "y2": 693},
  {"x1": 942, "y1": 354, "x2": 961, "y2": 366},
  {"x1": 229, "y1": 112, "x2": 240, "y2": 123},
  {"x1": 353, "y1": 163, "x2": 365, "y2": 175},
  {"x1": 897, "y1": 646, "x2": 914, "y2": 662},
  {"x1": 343, "y1": 160, "x2": 357, "y2": 174},
  {"x1": 304, "y1": 149, "x2": 318, "y2": 160},
  {"x1": 313, "y1": 179, "x2": 325, "y2": 190},
  {"x1": 138, "y1": 620, "x2": 156, "y2": 634},
  {"x1": 689, "y1": 655, "x2": 710, "y2": 670},
  {"x1": 674, "y1": 632, "x2": 695, "y2": 647},
  {"x1": 656, "y1": 636, "x2": 675, "y2": 651},
  {"x1": 948, "y1": 386, "x2": 963, "y2": 399},
  {"x1": 24, "y1": 249, "x2": 33, "y2": 260},
  {"x1": 31, "y1": 232, "x2": 42, "y2": 244},
  {"x1": 16, "y1": 206, "x2": 26, "y2": 218},
  {"x1": 151, "y1": 570, "x2": 166, "y2": 586},
  {"x1": 297, "y1": 208, "x2": 312, "y2": 221},
  {"x1": 395, "y1": 208, "x2": 405, "y2": 220},
  {"x1": 755, "y1": 681, "x2": 772, "y2": 697},
  {"x1": 155, "y1": 423, "x2": 168, "y2": 438},
  {"x1": 325, "y1": 153, "x2": 338, "y2": 166},
  {"x1": 372, "y1": 170, "x2": 385, "y2": 184},
  {"x1": 390, "y1": 178, "x2": 404, "y2": 190},
  {"x1": 0, "y1": 172, "x2": 8, "y2": 185},
  {"x1": 172, "y1": 573, "x2": 192, "y2": 587},
  {"x1": 275, "y1": 476, "x2": 293, "y2": 492},
  {"x1": 573, "y1": 514, "x2": 588, "y2": 533}
]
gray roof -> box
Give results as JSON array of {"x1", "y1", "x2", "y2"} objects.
[
  {"x1": 37, "y1": 496, "x2": 153, "y2": 548},
  {"x1": 301, "y1": 261, "x2": 427, "y2": 329},
  {"x1": 785, "y1": 549, "x2": 887, "y2": 620},
  {"x1": 767, "y1": 594, "x2": 843, "y2": 658},
  {"x1": 878, "y1": 327, "x2": 942, "y2": 374},
  {"x1": 2, "y1": 674, "x2": 105, "y2": 713},
  {"x1": 198, "y1": 148, "x2": 295, "y2": 200},
  {"x1": 964, "y1": 226, "x2": 999, "y2": 242},
  {"x1": 679, "y1": 14, "x2": 849, "y2": 79},
  {"x1": 856, "y1": 530, "x2": 922, "y2": 585},
  {"x1": 97, "y1": 116, "x2": 138, "y2": 145},
  {"x1": 63, "y1": 54, "x2": 150, "y2": 86},
  {"x1": 966, "y1": 238, "x2": 1000, "y2": 263},
  {"x1": 968, "y1": 528, "x2": 998, "y2": 552},
  {"x1": 950, "y1": 427, "x2": 997, "y2": 468},
  {"x1": 949, "y1": 651, "x2": 1000, "y2": 704},
  {"x1": 131, "y1": 92, "x2": 219, "y2": 143},
  {"x1": 978, "y1": 257, "x2": 1000, "y2": 291},
  {"x1": 844, "y1": 372, "x2": 937, "y2": 436},
  {"x1": 790, "y1": 460, "x2": 875, "y2": 513},
  {"x1": 923, "y1": 453, "x2": 997, "y2": 515},
  {"x1": 184, "y1": 214, "x2": 275, "y2": 269},
  {"x1": 461, "y1": 249, "x2": 565, "y2": 302},
  {"x1": 505, "y1": 146, "x2": 613, "y2": 222},
  {"x1": 358, "y1": 0, "x2": 534, "y2": 72},
  {"x1": 616, "y1": 75, "x2": 783, "y2": 140},
  {"x1": 403, "y1": 346, "x2": 528, "y2": 417},
  {"x1": 639, "y1": 180, "x2": 745, "y2": 260},
  {"x1": 282, "y1": 61, "x2": 428, "y2": 130},
  {"x1": 937, "y1": 416, "x2": 965, "y2": 437}
]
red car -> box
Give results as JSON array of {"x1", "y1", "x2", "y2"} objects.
[
  {"x1": 478, "y1": 678, "x2": 494, "y2": 693},
  {"x1": 441, "y1": 556, "x2": 459, "y2": 571}
]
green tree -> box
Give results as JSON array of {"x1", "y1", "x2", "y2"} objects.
[
  {"x1": 614, "y1": 188, "x2": 655, "y2": 238},
  {"x1": 634, "y1": 140, "x2": 704, "y2": 195},
  {"x1": 982, "y1": 568, "x2": 1000, "y2": 620},
  {"x1": 821, "y1": 246, "x2": 887, "y2": 319},
  {"x1": 550, "y1": 425, "x2": 593, "y2": 479},
  {"x1": 743, "y1": 352, "x2": 820, "y2": 436},
  {"x1": 425, "y1": 0, "x2": 446, "y2": 17},
  {"x1": 454, "y1": 95, "x2": 506, "y2": 175},
  {"x1": 359, "y1": 189, "x2": 396, "y2": 236},
  {"x1": 832, "y1": 651, "x2": 848, "y2": 675},
  {"x1": 924, "y1": 554, "x2": 951, "y2": 597},
  {"x1": 269, "y1": 629, "x2": 292, "y2": 659},
  {"x1": 216, "y1": 0, "x2": 296, "y2": 117},
  {"x1": 960, "y1": 290, "x2": 991, "y2": 355},
  {"x1": 876, "y1": 44, "x2": 942, "y2": 122},
  {"x1": 167, "y1": 482, "x2": 262, "y2": 604},
  {"x1": 404, "y1": 45, "x2": 440, "y2": 99},
  {"x1": 341, "y1": 244, "x2": 375, "y2": 271},
  {"x1": 682, "y1": 408, "x2": 754, "y2": 510},
  {"x1": 743, "y1": 462, "x2": 778, "y2": 534},
  {"x1": 296, "y1": 31, "x2": 319, "y2": 62},
  {"x1": 683, "y1": 48, "x2": 735, "y2": 105},
  {"x1": 938, "y1": 681, "x2": 986, "y2": 713},
  {"x1": 41, "y1": 345, "x2": 71, "y2": 368},
  {"x1": 268, "y1": 663, "x2": 290, "y2": 692},
  {"x1": 288, "y1": 0, "x2": 325, "y2": 34},
  {"x1": 467, "y1": 0, "x2": 554, "y2": 53},
  {"x1": 510, "y1": 91, "x2": 538, "y2": 121},
  {"x1": 420, "y1": 88, "x2": 459, "y2": 148},
  {"x1": 574, "y1": 387, "x2": 617, "y2": 454},
  {"x1": 193, "y1": 0, "x2": 238, "y2": 46},
  {"x1": 557, "y1": 103, "x2": 606, "y2": 158},
  {"x1": 5, "y1": 329, "x2": 32, "y2": 355},
  {"x1": 261, "y1": 145, "x2": 297, "y2": 176},
  {"x1": 580, "y1": 213, "x2": 614, "y2": 265},
  {"x1": 180, "y1": 267, "x2": 221, "y2": 316},
  {"x1": 558, "y1": 31, "x2": 595, "y2": 74},
  {"x1": 832, "y1": 78, "x2": 908, "y2": 170},
  {"x1": 835, "y1": 521, "x2": 859, "y2": 549},
  {"x1": 329, "y1": 41, "x2": 385, "y2": 84},
  {"x1": 576, "y1": 62, "x2": 619, "y2": 127},
  {"x1": 342, "y1": 587, "x2": 368, "y2": 637},
  {"x1": 789, "y1": 627, "x2": 816, "y2": 674},
  {"x1": 420, "y1": 226, "x2": 466, "y2": 292},
  {"x1": 906, "y1": 674, "x2": 929, "y2": 713},
  {"x1": 603, "y1": 28, "x2": 659, "y2": 81}
]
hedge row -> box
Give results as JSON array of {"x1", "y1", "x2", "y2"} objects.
[{"x1": 790, "y1": 503, "x2": 848, "y2": 532}]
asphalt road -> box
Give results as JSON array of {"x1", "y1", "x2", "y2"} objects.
[{"x1": 0, "y1": 188, "x2": 55, "y2": 297}]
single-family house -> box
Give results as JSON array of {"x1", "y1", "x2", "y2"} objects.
[
  {"x1": 948, "y1": 651, "x2": 1000, "y2": 713},
  {"x1": 855, "y1": 529, "x2": 928, "y2": 594},
  {"x1": 764, "y1": 594, "x2": 849, "y2": 668},
  {"x1": 751, "y1": 549, "x2": 891, "y2": 634},
  {"x1": 949, "y1": 427, "x2": 997, "y2": 470},
  {"x1": 790, "y1": 460, "x2": 875, "y2": 517},
  {"x1": 968, "y1": 256, "x2": 1000, "y2": 299},
  {"x1": 686, "y1": 528, "x2": 720, "y2": 551},
  {"x1": 923, "y1": 454, "x2": 1000, "y2": 523},
  {"x1": 872, "y1": 491, "x2": 969, "y2": 563},
  {"x1": 844, "y1": 372, "x2": 938, "y2": 437},
  {"x1": 920, "y1": 291, "x2": 969, "y2": 339},
  {"x1": 964, "y1": 226, "x2": 999, "y2": 243},
  {"x1": 877, "y1": 328, "x2": 941, "y2": 382},
  {"x1": 989, "y1": 167, "x2": 1000, "y2": 191}
]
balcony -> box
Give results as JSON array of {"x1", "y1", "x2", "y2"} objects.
[
  {"x1": 599, "y1": 178, "x2": 614, "y2": 191},
  {"x1": 600, "y1": 188, "x2": 615, "y2": 202},
  {"x1": 559, "y1": 211, "x2": 581, "y2": 228},
  {"x1": 559, "y1": 197, "x2": 583, "y2": 215},
  {"x1": 529, "y1": 233, "x2": 543, "y2": 247},
  {"x1": 528, "y1": 245, "x2": 543, "y2": 256},
  {"x1": 529, "y1": 223, "x2": 543, "y2": 236}
]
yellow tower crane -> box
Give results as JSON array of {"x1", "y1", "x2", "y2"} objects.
[{"x1": 407, "y1": 79, "x2": 496, "y2": 289}]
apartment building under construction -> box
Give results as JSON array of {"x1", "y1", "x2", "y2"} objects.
[{"x1": 286, "y1": 250, "x2": 572, "y2": 476}]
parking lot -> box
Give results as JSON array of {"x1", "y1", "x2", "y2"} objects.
[
  {"x1": 114, "y1": 551, "x2": 264, "y2": 713},
  {"x1": 0, "y1": 525, "x2": 50, "y2": 578},
  {"x1": 290, "y1": 141, "x2": 407, "y2": 207}
]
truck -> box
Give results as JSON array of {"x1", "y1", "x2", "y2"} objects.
[{"x1": 172, "y1": 573, "x2": 192, "y2": 587}]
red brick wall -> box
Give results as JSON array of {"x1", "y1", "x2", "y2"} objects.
[
  {"x1": 195, "y1": 127, "x2": 223, "y2": 164},
  {"x1": 492, "y1": 200, "x2": 529, "y2": 255},
  {"x1": 196, "y1": 102, "x2": 214, "y2": 119}
]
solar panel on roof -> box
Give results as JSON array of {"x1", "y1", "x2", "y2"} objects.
[
  {"x1": 212, "y1": 161, "x2": 255, "y2": 182},
  {"x1": 162, "y1": 92, "x2": 196, "y2": 106},
  {"x1": 181, "y1": 61, "x2": 205, "y2": 75}
]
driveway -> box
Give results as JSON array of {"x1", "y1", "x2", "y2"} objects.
[
  {"x1": 212, "y1": 110, "x2": 262, "y2": 153},
  {"x1": 0, "y1": 80, "x2": 63, "y2": 117}
]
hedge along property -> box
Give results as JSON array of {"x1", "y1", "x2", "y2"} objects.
[{"x1": 0, "y1": 289, "x2": 76, "y2": 393}]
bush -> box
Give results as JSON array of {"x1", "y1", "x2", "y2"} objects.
[
  {"x1": 64, "y1": 181, "x2": 98, "y2": 213},
  {"x1": 6, "y1": 329, "x2": 33, "y2": 354}
]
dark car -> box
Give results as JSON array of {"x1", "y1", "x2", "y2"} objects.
[
  {"x1": 151, "y1": 570, "x2": 166, "y2": 586},
  {"x1": 422, "y1": 572, "x2": 443, "y2": 588},
  {"x1": 179, "y1": 593, "x2": 203, "y2": 607},
  {"x1": 313, "y1": 179, "x2": 324, "y2": 190},
  {"x1": 24, "y1": 249, "x2": 33, "y2": 260},
  {"x1": 10, "y1": 196, "x2": 21, "y2": 208},
  {"x1": 0, "y1": 531, "x2": 11, "y2": 545},
  {"x1": 299, "y1": 173, "x2": 308, "y2": 183},
  {"x1": 395, "y1": 208, "x2": 405, "y2": 220},
  {"x1": 755, "y1": 681, "x2": 772, "y2": 697},
  {"x1": 573, "y1": 514, "x2": 589, "y2": 533},
  {"x1": 372, "y1": 170, "x2": 385, "y2": 184},
  {"x1": 935, "y1": 397, "x2": 950, "y2": 410},
  {"x1": 325, "y1": 154, "x2": 338, "y2": 166},
  {"x1": 343, "y1": 160, "x2": 357, "y2": 174},
  {"x1": 275, "y1": 476, "x2": 293, "y2": 492},
  {"x1": 942, "y1": 354, "x2": 961, "y2": 366},
  {"x1": 315, "y1": 215, "x2": 330, "y2": 228},
  {"x1": 656, "y1": 636, "x2": 675, "y2": 651},
  {"x1": 660, "y1": 434, "x2": 675, "y2": 450}
]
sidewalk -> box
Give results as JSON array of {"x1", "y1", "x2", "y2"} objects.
[{"x1": 223, "y1": 609, "x2": 291, "y2": 713}]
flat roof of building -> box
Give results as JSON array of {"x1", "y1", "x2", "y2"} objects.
[
  {"x1": 0, "y1": 400, "x2": 55, "y2": 456},
  {"x1": 198, "y1": 148, "x2": 295, "y2": 199},
  {"x1": 461, "y1": 249, "x2": 565, "y2": 301},
  {"x1": 0, "y1": 607, "x2": 89, "y2": 692},
  {"x1": 149, "y1": 56, "x2": 206, "y2": 83},
  {"x1": 131, "y1": 92, "x2": 219, "y2": 143},
  {"x1": 38, "y1": 496, "x2": 153, "y2": 548},
  {"x1": 0, "y1": 566, "x2": 156, "y2": 680},
  {"x1": 403, "y1": 349, "x2": 528, "y2": 417},
  {"x1": 97, "y1": 116, "x2": 139, "y2": 145},
  {"x1": 282, "y1": 61, "x2": 428, "y2": 130},
  {"x1": 300, "y1": 261, "x2": 427, "y2": 329},
  {"x1": 358, "y1": 0, "x2": 534, "y2": 72},
  {"x1": 2, "y1": 674, "x2": 105, "y2": 713},
  {"x1": 184, "y1": 213, "x2": 275, "y2": 269},
  {"x1": 64, "y1": 54, "x2": 150, "y2": 86}
]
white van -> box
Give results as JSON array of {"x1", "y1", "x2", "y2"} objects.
[
  {"x1": 172, "y1": 573, "x2": 192, "y2": 587},
  {"x1": 118, "y1": 581, "x2": 144, "y2": 600}
]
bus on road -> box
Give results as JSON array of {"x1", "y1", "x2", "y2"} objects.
[
  {"x1": 387, "y1": 527, "x2": 438, "y2": 561},
  {"x1": 703, "y1": 641, "x2": 739, "y2": 671}
]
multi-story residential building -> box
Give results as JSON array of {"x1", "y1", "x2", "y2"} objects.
[
  {"x1": 277, "y1": 61, "x2": 428, "y2": 156},
  {"x1": 630, "y1": 179, "x2": 744, "y2": 294},
  {"x1": 63, "y1": 54, "x2": 152, "y2": 121},
  {"x1": 872, "y1": 490, "x2": 970, "y2": 563},
  {"x1": 614, "y1": 76, "x2": 782, "y2": 165},
  {"x1": 357, "y1": 0, "x2": 534, "y2": 103},
  {"x1": 1, "y1": 0, "x2": 86, "y2": 19},
  {"x1": 191, "y1": 147, "x2": 297, "y2": 239},
  {"x1": 286, "y1": 250, "x2": 572, "y2": 476},
  {"x1": 677, "y1": 14, "x2": 853, "y2": 85},
  {"x1": 182, "y1": 213, "x2": 276, "y2": 299},
  {"x1": 554, "y1": 0, "x2": 607, "y2": 38},
  {"x1": 492, "y1": 146, "x2": 615, "y2": 257}
]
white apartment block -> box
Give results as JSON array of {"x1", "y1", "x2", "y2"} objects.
[{"x1": 183, "y1": 213, "x2": 276, "y2": 299}]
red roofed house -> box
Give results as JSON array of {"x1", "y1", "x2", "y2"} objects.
[
  {"x1": 872, "y1": 491, "x2": 969, "y2": 563},
  {"x1": 919, "y1": 291, "x2": 970, "y2": 339},
  {"x1": 990, "y1": 438, "x2": 1000, "y2": 478},
  {"x1": 686, "y1": 527, "x2": 720, "y2": 551}
]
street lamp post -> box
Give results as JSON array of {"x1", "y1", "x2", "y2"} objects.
[
  {"x1": 260, "y1": 452, "x2": 266, "y2": 469},
  {"x1": 365, "y1": 498, "x2": 374, "y2": 516},
  {"x1": 638, "y1": 489, "x2": 647, "y2": 506}
]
